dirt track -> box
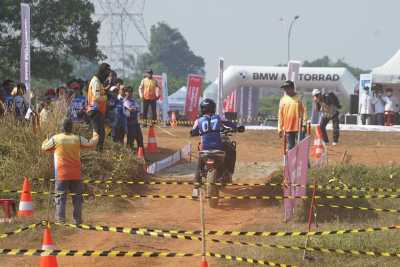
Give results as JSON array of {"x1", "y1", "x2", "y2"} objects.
[{"x1": 2, "y1": 128, "x2": 400, "y2": 267}]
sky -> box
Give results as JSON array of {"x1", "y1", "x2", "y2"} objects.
[{"x1": 95, "y1": 0, "x2": 400, "y2": 81}]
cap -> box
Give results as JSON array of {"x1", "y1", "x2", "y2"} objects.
[
  {"x1": 280, "y1": 80, "x2": 294, "y2": 89},
  {"x1": 110, "y1": 86, "x2": 118, "y2": 92},
  {"x1": 312, "y1": 88, "x2": 321, "y2": 96},
  {"x1": 145, "y1": 69, "x2": 153, "y2": 74}
]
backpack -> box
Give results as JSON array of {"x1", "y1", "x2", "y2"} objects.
[{"x1": 325, "y1": 92, "x2": 342, "y2": 109}]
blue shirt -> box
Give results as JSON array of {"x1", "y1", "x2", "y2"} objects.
[
  {"x1": 193, "y1": 114, "x2": 237, "y2": 150},
  {"x1": 69, "y1": 96, "x2": 86, "y2": 122},
  {"x1": 123, "y1": 97, "x2": 140, "y2": 125}
]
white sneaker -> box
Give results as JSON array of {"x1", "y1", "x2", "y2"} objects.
[
  {"x1": 332, "y1": 142, "x2": 338, "y2": 146},
  {"x1": 192, "y1": 188, "x2": 199, "y2": 198}
]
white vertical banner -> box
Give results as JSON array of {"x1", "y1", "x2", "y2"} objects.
[
  {"x1": 287, "y1": 60, "x2": 301, "y2": 89},
  {"x1": 161, "y1": 73, "x2": 169, "y2": 124},
  {"x1": 217, "y1": 58, "x2": 224, "y2": 115},
  {"x1": 20, "y1": 3, "x2": 31, "y2": 104}
]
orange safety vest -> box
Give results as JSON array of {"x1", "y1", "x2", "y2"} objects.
[
  {"x1": 142, "y1": 78, "x2": 158, "y2": 100},
  {"x1": 87, "y1": 76, "x2": 107, "y2": 114}
]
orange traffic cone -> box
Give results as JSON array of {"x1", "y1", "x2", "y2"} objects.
[
  {"x1": 311, "y1": 126, "x2": 325, "y2": 161},
  {"x1": 40, "y1": 226, "x2": 58, "y2": 267},
  {"x1": 171, "y1": 112, "x2": 177, "y2": 128},
  {"x1": 200, "y1": 257, "x2": 208, "y2": 267},
  {"x1": 147, "y1": 126, "x2": 158, "y2": 153},
  {"x1": 17, "y1": 177, "x2": 33, "y2": 216}
]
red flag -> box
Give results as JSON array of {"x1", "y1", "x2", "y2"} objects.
[{"x1": 184, "y1": 74, "x2": 203, "y2": 121}]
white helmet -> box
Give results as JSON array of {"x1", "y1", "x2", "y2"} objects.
[{"x1": 312, "y1": 88, "x2": 321, "y2": 96}]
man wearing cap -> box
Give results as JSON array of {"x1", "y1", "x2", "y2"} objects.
[
  {"x1": 278, "y1": 80, "x2": 306, "y2": 150},
  {"x1": 138, "y1": 69, "x2": 160, "y2": 124},
  {"x1": 87, "y1": 63, "x2": 111, "y2": 151},
  {"x1": 312, "y1": 89, "x2": 341, "y2": 145},
  {"x1": 41, "y1": 119, "x2": 98, "y2": 224}
]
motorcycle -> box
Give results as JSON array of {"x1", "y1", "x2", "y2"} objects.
[{"x1": 197, "y1": 126, "x2": 244, "y2": 208}]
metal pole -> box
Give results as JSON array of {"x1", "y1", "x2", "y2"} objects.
[
  {"x1": 199, "y1": 187, "x2": 207, "y2": 262},
  {"x1": 287, "y1": 16, "x2": 300, "y2": 63}
]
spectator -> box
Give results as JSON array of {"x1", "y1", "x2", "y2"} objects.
[
  {"x1": 41, "y1": 119, "x2": 98, "y2": 224},
  {"x1": 112, "y1": 86, "x2": 126, "y2": 143},
  {"x1": 39, "y1": 100, "x2": 52, "y2": 126},
  {"x1": 359, "y1": 86, "x2": 374, "y2": 125},
  {"x1": 12, "y1": 83, "x2": 28, "y2": 121},
  {"x1": 138, "y1": 69, "x2": 160, "y2": 124},
  {"x1": 278, "y1": 81, "x2": 306, "y2": 150},
  {"x1": 124, "y1": 86, "x2": 143, "y2": 151},
  {"x1": 87, "y1": 63, "x2": 111, "y2": 152},
  {"x1": 312, "y1": 89, "x2": 341, "y2": 146},
  {"x1": 383, "y1": 88, "x2": 398, "y2": 126},
  {"x1": 373, "y1": 89, "x2": 385, "y2": 126},
  {"x1": 2, "y1": 79, "x2": 14, "y2": 97}
]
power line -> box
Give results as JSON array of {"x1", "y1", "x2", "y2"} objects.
[{"x1": 93, "y1": 0, "x2": 149, "y2": 77}]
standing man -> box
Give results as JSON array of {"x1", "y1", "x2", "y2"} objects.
[
  {"x1": 138, "y1": 69, "x2": 160, "y2": 124},
  {"x1": 87, "y1": 63, "x2": 111, "y2": 151},
  {"x1": 124, "y1": 86, "x2": 144, "y2": 151},
  {"x1": 312, "y1": 89, "x2": 341, "y2": 146},
  {"x1": 383, "y1": 88, "x2": 398, "y2": 126},
  {"x1": 373, "y1": 88, "x2": 385, "y2": 126},
  {"x1": 41, "y1": 119, "x2": 98, "y2": 224},
  {"x1": 278, "y1": 80, "x2": 306, "y2": 150},
  {"x1": 359, "y1": 86, "x2": 374, "y2": 125}
]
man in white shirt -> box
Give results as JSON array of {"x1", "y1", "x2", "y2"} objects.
[
  {"x1": 372, "y1": 89, "x2": 385, "y2": 126},
  {"x1": 359, "y1": 86, "x2": 373, "y2": 125}
]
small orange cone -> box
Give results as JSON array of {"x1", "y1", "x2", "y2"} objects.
[
  {"x1": 200, "y1": 257, "x2": 209, "y2": 267},
  {"x1": 171, "y1": 112, "x2": 177, "y2": 128},
  {"x1": 147, "y1": 126, "x2": 158, "y2": 153},
  {"x1": 137, "y1": 146, "x2": 145, "y2": 159},
  {"x1": 311, "y1": 125, "x2": 325, "y2": 161},
  {"x1": 17, "y1": 177, "x2": 33, "y2": 216},
  {"x1": 40, "y1": 226, "x2": 58, "y2": 267}
]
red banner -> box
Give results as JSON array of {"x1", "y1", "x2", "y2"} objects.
[
  {"x1": 223, "y1": 90, "x2": 237, "y2": 113},
  {"x1": 283, "y1": 136, "x2": 311, "y2": 221},
  {"x1": 184, "y1": 74, "x2": 203, "y2": 121}
]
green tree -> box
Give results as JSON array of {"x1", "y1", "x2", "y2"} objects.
[
  {"x1": 135, "y1": 22, "x2": 205, "y2": 83},
  {"x1": 0, "y1": 0, "x2": 102, "y2": 81},
  {"x1": 303, "y1": 56, "x2": 369, "y2": 79}
]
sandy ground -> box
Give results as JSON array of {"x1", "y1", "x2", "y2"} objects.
[{"x1": 2, "y1": 128, "x2": 400, "y2": 267}]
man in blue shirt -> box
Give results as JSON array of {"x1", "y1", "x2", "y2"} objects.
[
  {"x1": 109, "y1": 86, "x2": 126, "y2": 143},
  {"x1": 124, "y1": 86, "x2": 143, "y2": 150},
  {"x1": 191, "y1": 98, "x2": 243, "y2": 197}
]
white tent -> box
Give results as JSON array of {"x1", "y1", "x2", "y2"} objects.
[
  {"x1": 372, "y1": 50, "x2": 400, "y2": 85},
  {"x1": 168, "y1": 86, "x2": 187, "y2": 114}
]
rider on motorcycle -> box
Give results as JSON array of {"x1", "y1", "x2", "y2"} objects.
[{"x1": 190, "y1": 98, "x2": 243, "y2": 197}]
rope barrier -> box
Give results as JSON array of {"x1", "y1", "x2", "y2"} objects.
[
  {"x1": 54, "y1": 221, "x2": 400, "y2": 238},
  {"x1": 54, "y1": 222, "x2": 400, "y2": 258},
  {"x1": 30, "y1": 177, "x2": 400, "y2": 194},
  {"x1": 317, "y1": 203, "x2": 400, "y2": 213},
  {"x1": 0, "y1": 222, "x2": 43, "y2": 239},
  {"x1": 5, "y1": 189, "x2": 400, "y2": 200},
  {"x1": 0, "y1": 248, "x2": 295, "y2": 266}
]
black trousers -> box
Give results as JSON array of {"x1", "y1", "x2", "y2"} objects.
[
  {"x1": 127, "y1": 123, "x2": 144, "y2": 150},
  {"x1": 320, "y1": 112, "x2": 340, "y2": 143},
  {"x1": 90, "y1": 111, "x2": 105, "y2": 151},
  {"x1": 143, "y1": 100, "x2": 157, "y2": 121}
]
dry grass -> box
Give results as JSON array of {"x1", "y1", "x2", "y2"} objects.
[{"x1": 215, "y1": 165, "x2": 400, "y2": 267}]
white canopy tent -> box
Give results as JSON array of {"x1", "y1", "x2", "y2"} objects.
[
  {"x1": 372, "y1": 50, "x2": 400, "y2": 85},
  {"x1": 168, "y1": 86, "x2": 187, "y2": 114}
]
